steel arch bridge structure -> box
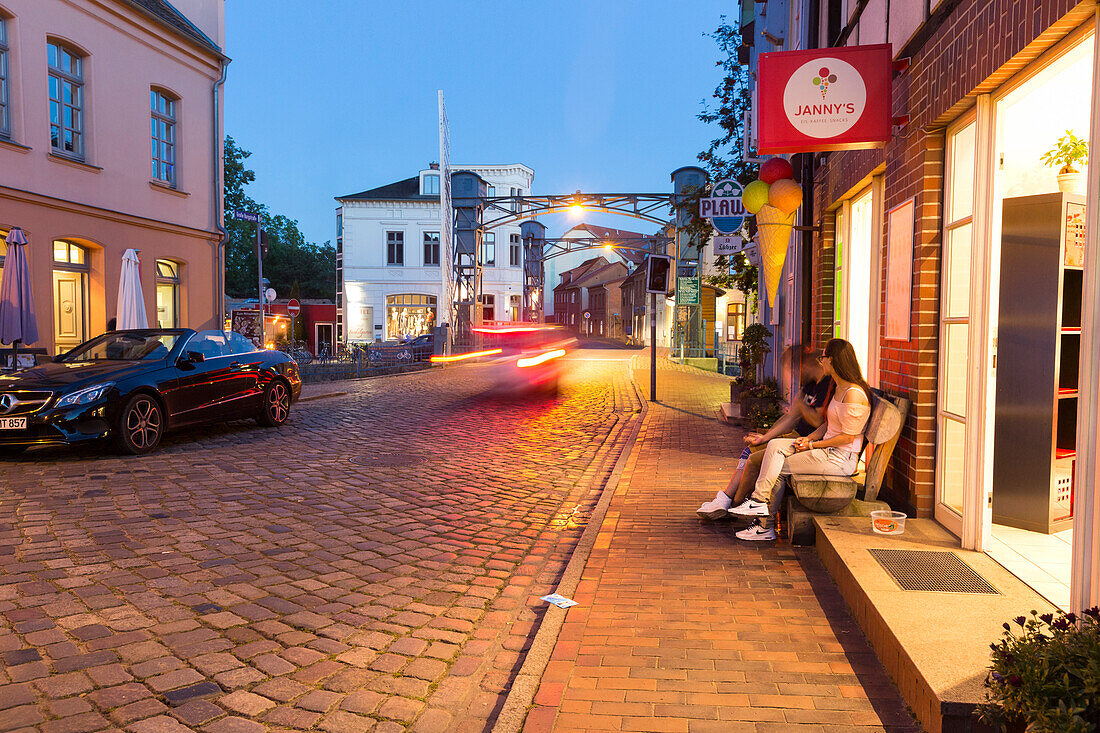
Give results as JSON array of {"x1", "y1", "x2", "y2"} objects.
[{"x1": 446, "y1": 166, "x2": 707, "y2": 347}]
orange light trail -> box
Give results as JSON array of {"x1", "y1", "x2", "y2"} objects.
[
  {"x1": 517, "y1": 349, "x2": 566, "y2": 368},
  {"x1": 430, "y1": 348, "x2": 503, "y2": 363},
  {"x1": 472, "y1": 326, "x2": 546, "y2": 334}
]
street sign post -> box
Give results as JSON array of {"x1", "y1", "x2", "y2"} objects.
[
  {"x1": 230, "y1": 209, "x2": 267, "y2": 346},
  {"x1": 231, "y1": 210, "x2": 267, "y2": 347},
  {"x1": 644, "y1": 254, "x2": 674, "y2": 402},
  {"x1": 287, "y1": 299, "x2": 301, "y2": 348},
  {"x1": 231, "y1": 209, "x2": 260, "y2": 223}
]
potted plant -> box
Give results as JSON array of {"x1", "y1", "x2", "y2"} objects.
[
  {"x1": 738, "y1": 323, "x2": 772, "y2": 384},
  {"x1": 1041, "y1": 130, "x2": 1089, "y2": 195},
  {"x1": 740, "y1": 378, "x2": 781, "y2": 418},
  {"x1": 979, "y1": 607, "x2": 1100, "y2": 733}
]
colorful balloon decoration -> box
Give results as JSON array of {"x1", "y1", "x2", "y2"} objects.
[
  {"x1": 747, "y1": 157, "x2": 803, "y2": 308},
  {"x1": 742, "y1": 180, "x2": 771, "y2": 215}
]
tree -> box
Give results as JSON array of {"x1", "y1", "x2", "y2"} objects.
[
  {"x1": 223, "y1": 136, "x2": 336, "y2": 300},
  {"x1": 697, "y1": 17, "x2": 760, "y2": 312}
]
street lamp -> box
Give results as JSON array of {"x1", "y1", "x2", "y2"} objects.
[{"x1": 569, "y1": 191, "x2": 584, "y2": 216}]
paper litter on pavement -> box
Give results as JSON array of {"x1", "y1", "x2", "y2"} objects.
[{"x1": 540, "y1": 593, "x2": 578, "y2": 609}]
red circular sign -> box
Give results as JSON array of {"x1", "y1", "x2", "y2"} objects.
[{"x1": 286, "y1": 299, "x2": 301, "y2": 317}]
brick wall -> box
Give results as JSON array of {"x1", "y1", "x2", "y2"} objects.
[{"x1": 809, "y1": 0, "x2": 1094, "y2": 515}]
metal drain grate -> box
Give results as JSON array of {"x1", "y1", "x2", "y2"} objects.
[
  {"x1": 869, "y1": 548, "x2": 1001, "y2": 594},
  {"x1": 348, "y1": 453, "x2": 426, "y2": 468}
]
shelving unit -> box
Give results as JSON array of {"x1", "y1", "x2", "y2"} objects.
[{"x1": 992, "y1": 192, "x2": 1085, "y2": 533}]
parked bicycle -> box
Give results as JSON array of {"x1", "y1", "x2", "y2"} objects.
[{"x1": 275, "y1": 340, "x2": 313, "y2": 365}]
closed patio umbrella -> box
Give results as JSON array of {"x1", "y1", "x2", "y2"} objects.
[
  {"x1": 0, "y1": 227, "x2": 39, "y2": 369},
  {"x1": 116, "y1": 249, "x2": 147, "y2": 330}
]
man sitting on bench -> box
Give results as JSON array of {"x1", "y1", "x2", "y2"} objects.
[
  {"x1": 696, "y1": 344, "x2": 833, "y2": 520},
  {"x1": 729, "y1": 338, "x2": 872, "y2": 541}
]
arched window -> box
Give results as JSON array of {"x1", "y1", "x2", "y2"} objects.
[
  {"x1": 47, "y1": 40, "x2": 84, "y2": 158},
  {"x1": 155, "y1": 259, "x2": 180, "y2": 327},
  {"x1": 150, "y1": 89, "x2": 177, "y2": 185}
]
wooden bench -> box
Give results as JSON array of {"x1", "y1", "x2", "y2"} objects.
[{"x1": 785, "y1": 390, "x2": 911, "y2": 546}]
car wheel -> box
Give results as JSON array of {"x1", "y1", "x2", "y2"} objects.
[
  {"x1": 257, "y1": 379, "x2": 290, "y2": 427},
  {"x1": 116, "y1": 394, "x2": 164, "y2": 455}
]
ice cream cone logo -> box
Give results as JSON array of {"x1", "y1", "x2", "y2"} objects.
[
  {"x1": 756, "y1": 204, "x2": 796, "y2": 308},
  {"x1": 812, "y1": 66, "x2": 838, "y2": 100}
]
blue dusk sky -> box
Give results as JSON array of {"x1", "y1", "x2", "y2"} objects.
[{"x1": 224, "y1": 0, "x2": 732, "y2": 246}]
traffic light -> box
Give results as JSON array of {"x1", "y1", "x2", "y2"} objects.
[
  {"x1": 646, "y1": 255, "x2": 671, "y2": 294},
  {"x1": 257, "y1": 230, "x2": 269, "y2": 259}
]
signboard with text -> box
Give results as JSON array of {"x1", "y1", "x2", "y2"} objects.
[
  {"x1": 677, "y1": 277, "x2": 700, "y2": 305},
  {"x1": 758, "y1": 44, "x2": 892, "y2": 153},
  {"x1": 698, "y1": 178, "x2": 745, "y2": 234},
  {"x1": 230, "y1": 209, "x2": 260, "y2": 223},
  {"x1": 713, "y1": 236, "x2": 745, "y2": 256}
]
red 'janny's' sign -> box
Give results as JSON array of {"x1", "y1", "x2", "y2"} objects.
[{"x1": 757, "y1": 44, "x2": 893, "y2": 154}]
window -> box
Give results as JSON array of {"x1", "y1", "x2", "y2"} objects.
[
  {"x1": 509, "y1": 233, "x2": 521, "y2": 267},
  {"x1": 936, "y1": 117, "x2": 976, "y2": 521},
  {"x1": 486, "y1": 185, "x2": 496, "y2": 197},
  {"x1": 53, "y1": 240, "x2": 86, "y2": 265},
  {"x1": 386, "y1": 231, "x2": 404, "y2": 265},
  {"x1": 0, "y1": 18, "x2": 9, "y2": 138},
  {"x1": 385, "y1": 294, "x2": 436, "y2": 340},
  {"x1": 423, "y1": 231, "x2": 440, "y2": 266},
  {"x1": 336, "y1": 211, "x2": 342, "y2": 237},
  {"x1": 150, "y1": 89, "x2": 177, "y2": 185},
  {"x1": 423, "y1": 174, "x2": 439, "y2": 195},
  {"x1": 726, "y1": 302, "x2": 746, "y2": 341},
  {"x1": 511, "y1": 187, "x2": 522, "y2": 212},
  {"x1": 481, "y1": 232, "x2": 495, "y2": 266},
  {"x1": 481, "y1": 293, "x2": 495, "y2": 322},
  {"x1": 48, "y1": 40, "x2": 84, "y2": 158},
  {"x1": 155, "y1": 259, "x2": 180, "y2": 328}
]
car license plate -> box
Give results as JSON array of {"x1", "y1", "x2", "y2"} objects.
[{"x1": 0, "y1": 417, "x2": 27, "y2": 430}]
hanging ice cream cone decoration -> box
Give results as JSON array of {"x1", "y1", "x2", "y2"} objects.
[
  {"x1": 755, "y1": 204, "x2": 797, "y2": 307},
  {"x1": 741, "y1": 157, "x2": 804, "y2": 308}
]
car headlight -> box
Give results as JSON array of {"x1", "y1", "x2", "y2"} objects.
[{"x1": 55, "y1": 383, "x2": 115, "y2": 408}]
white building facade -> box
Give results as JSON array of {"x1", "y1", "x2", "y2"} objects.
[{"x1": 336, "y1": 164, "x2": 534, "y2": 343}]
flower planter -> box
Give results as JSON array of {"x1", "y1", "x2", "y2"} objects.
[
  {"x1": 730, "y1": 382, "x2": 744, "y2": 402},
  {"x1": 739, "y1": 395, "x2": 778, "y2": 416},
  {"x1": 1057, "y1": 171, "x2": 1085, "y2": 194}
]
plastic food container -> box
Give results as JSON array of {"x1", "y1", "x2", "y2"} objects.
[{"x1": 871, "y1": 510, "x2": 907, "y2": 535}]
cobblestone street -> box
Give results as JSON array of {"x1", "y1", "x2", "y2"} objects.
[{"x1": 0, "y1": 351, "x2": 642, "y2": 733}]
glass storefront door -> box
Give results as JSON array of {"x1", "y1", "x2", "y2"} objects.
[
  {"x1": 935, "y1": 26, "x2": 1094, "y2": 608},
  {"x1": 936, "y1": 117, "x2": 976, "y2": 534}
]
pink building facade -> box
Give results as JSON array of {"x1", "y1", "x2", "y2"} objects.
[{"x1": 0, "y1": 0, "x2": 226, "y2": 354}]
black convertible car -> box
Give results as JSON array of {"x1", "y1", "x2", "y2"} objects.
[{"x1": 0, "y1": 329, "x2": 301, "y2": 455}]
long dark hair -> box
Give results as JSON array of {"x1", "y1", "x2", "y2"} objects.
[{"x1": 823, "y1": 338, "x2": 873, "y2": 404}]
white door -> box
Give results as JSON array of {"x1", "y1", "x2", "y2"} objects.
[
  {"x1": 53, "y1": 270, "x2": 87, "y2": 354},
  {"x1": 935, "y1": 116, "x2": 977, "y2": 537}
]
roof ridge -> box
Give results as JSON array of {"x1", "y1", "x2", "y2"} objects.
[{"x1": 120, "y1": 0, "x2": 223, "y2": 56}]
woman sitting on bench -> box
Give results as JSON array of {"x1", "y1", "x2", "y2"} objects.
[
  {"x1": 696, "y1": 344, "x2": 832, "y2": 520},
  {"x1": 729, "y1": 338, "x2": 873, "y2": 541}
]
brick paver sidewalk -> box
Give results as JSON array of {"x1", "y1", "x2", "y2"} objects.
[{"x1": 524, "y1": 357, "x2": 920, "y2": 732}]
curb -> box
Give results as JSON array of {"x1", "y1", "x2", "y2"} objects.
[
  {"x1": 297, "y1": 390, "x2": 348, "y2": 403},
  {"x1": 491, "y1": 381, "x2": 649, "y2": 733}
]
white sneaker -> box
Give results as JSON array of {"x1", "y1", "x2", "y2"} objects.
[
  {"x1": 736, "y1": 521, "x2": 777, "y2": 541},
  {"x1": 696, "y1": 500, "x2": 731, "y2": 520},
  {"x1": 728, "y1": 498, "x2": 770, "y2": 517}
]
